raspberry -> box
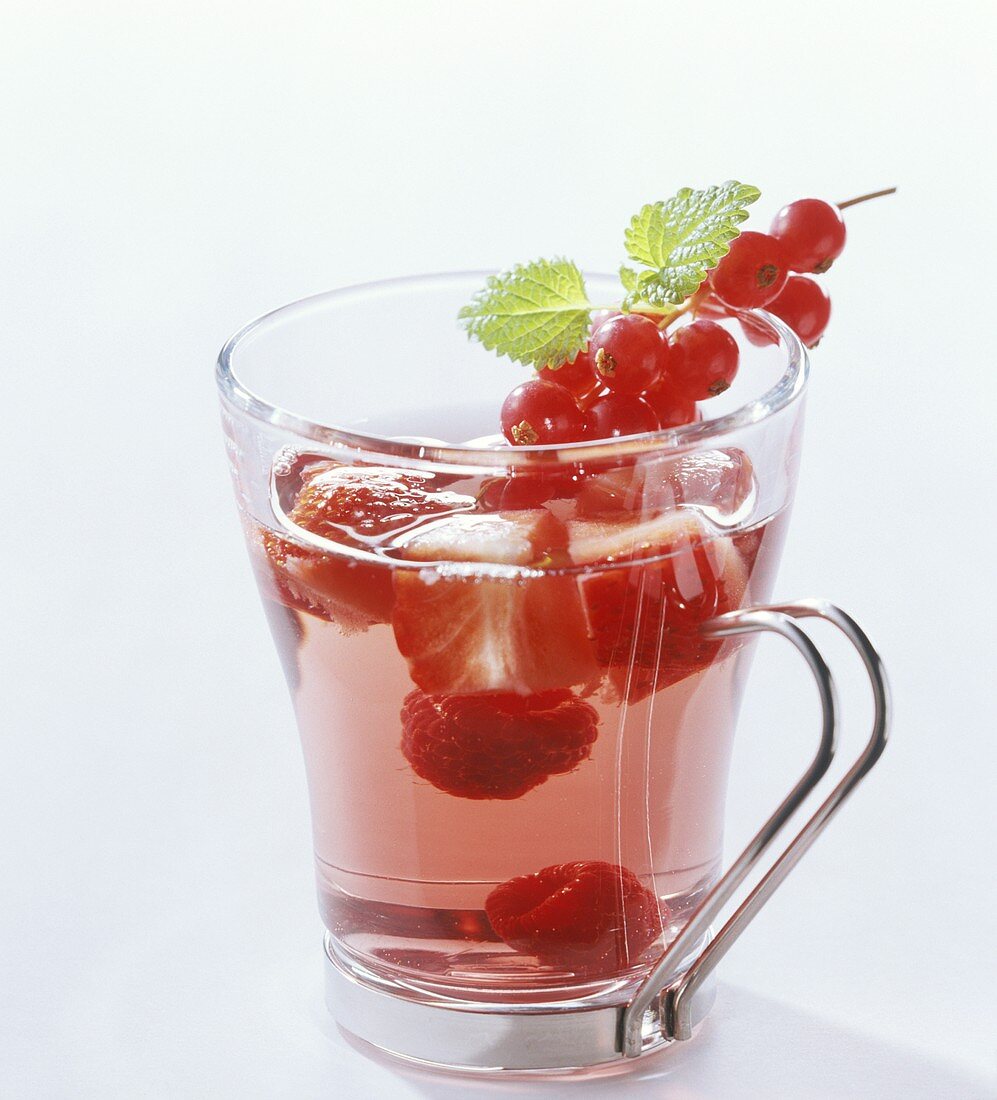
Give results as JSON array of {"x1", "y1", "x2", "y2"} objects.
[
  {"x1": 485, "y1": 860, "x2": 664, "y2": 973},
  {"x1": 400, "y1": 690, "x2": 599, "y2": 800}
]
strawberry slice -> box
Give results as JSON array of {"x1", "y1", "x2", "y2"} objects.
[
  {"x1": 286, "y1": 462, "x2": 472, "y2": 540},
  {"x1": 400, "y1": 689, "x2": 599, "y2": 800},
  {"x1": 575, "y1": 448, "x2": 754, "y2": 519},
  {"x1": 485, "y1": 861, "x2": 664, "y2": 974},
  {"x1": 256, "y1": 529, "x2": 391, "y2": 631},
  {"x1": 261, "y1": 462, "x2": 474, "y2": 629},
  {"x1": 569, "y1": 510, "x2": 748, "y2": 702},
  {"x1": 392, "y1": 510, "x2": 598, "y2": 695}
]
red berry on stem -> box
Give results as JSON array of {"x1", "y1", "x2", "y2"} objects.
[
  {"x1": 766, "y1": 275, "x2": 831, "y2": 347},
  {"x1": 641, "y1": 376, "x2": 699, "y2": 428},
  {"x1": 477, "y1": 468, "x2": 583, "y2": 511},
  {"x1": 574, "y1": 379, "x2": 604, "y2": 407},
  {"x1": 711, "y1": 231, "x2": 789, "y2": 309},
  {"x1": 588, "y1": 309, "x2": 617, "y2": 333},
  {"x1": 579, "y1": 385, "x2": 609, "y2": 409},
  {"x1": 769, "y1": 198, "x2": 846, "y2": 274},
  {"x1": 589, "y1": 314, "x2": 666, "y2": 395},
  {"x1": 586, "y1": 393, "x2": 659, "y2": 440},
  {"x1": 737, "y1": 313, "x2": 779, "y2": 348},
  {"x1": 500, "y1": 379, "x2": 586, "y2": 446},
  {"x1": 668, "y1": 321, "x2": 739, "y2": 401},
  {"x1": 538, "y1": 348, "x2": 597, "y2": 397}
]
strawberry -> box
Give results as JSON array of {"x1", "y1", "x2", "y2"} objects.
[
  {"x1": 256, "y1": 528, "x2": 392, "y2": 631},
  {"x1": 485, "y1": 861, "x2": 664, "y2": 974},
  {"x1": 574, "y1": 448, "x2": 754, "y2": 519},
  {"x1": 392, "y1": 510, "x2": 598, "y2": 695},
  {"x1": 261, "y1": 462, "x2": 474, "y2": 629},
  {"x1": 400, "y1": 689, "x2": 599, "y2": 800},
  {"x1": 568, "y1": 511, "x2": 748, "y2": 702},
  {"x1": 287, "y1": 462, "x2": 472, "y2": 540}
]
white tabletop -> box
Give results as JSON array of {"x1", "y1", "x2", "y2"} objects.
[{"x1": 3, "y1": 2, "x2": 996, "y2": 1096}]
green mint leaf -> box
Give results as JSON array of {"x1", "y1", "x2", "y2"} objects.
[
  {"x1": 625, "y1": 270, "x2": 687, "y2": 310},
  {"x1": 620, "y1": 264, "x2": 677, "y2": 317},
  {"x1": 458, "y1": 258, "x2": 592, "y2": 369},
  {"x1": 624, "y1": 181, "x2": 761, "y2": 304}
]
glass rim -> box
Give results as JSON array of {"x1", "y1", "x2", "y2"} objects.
[{"x1": 215, "y1": 271, "x2": 809, "y2": 468}]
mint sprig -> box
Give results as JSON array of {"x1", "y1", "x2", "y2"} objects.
[
  {"x1": 624, "y1": 181, "x2": 760, "y2": 306},
  {"x1": 457, "y1": 258, "x2": 592, "y2": 370},
  {"x1": 459, "y1": 181, "x2": 759, "y2": 367}
]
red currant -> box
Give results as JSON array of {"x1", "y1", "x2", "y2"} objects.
[
  {"x1": 769, "y1": 198, "x2": 846, "y2": 274},
  {"x1": 477, "y1": 469, "x2": 583, "y2": 510},
  {"x1": 737, "y1": 313, "x2": 779, "y2": 348},
  {"x1": 574, "y1": 378, "x2": 604, "y2": 406},
  {"x1": 710, "y1": 232, "x2": 789, "y2": 309},
  {"x1": 667, "y1": 321, "x2": 739, "y2": 401},
  {"x1": 589, "y1": 309, "x2": 618, "y2": 333},
  {"x1": 641, "y1": 376, "x2": 699, "y2": 428},
  {"x1": 766, "y1": 275, "x2": 831, "y2": 347},
  {"x1": 579, "y1": 386, "x2": 610, "y2": 409},
  {"x1": 538, "y1": 348, "x2": 597, "y2": 396},
  {"x1": 589, "y1": 315, "x2": 667, "y2": 395},
  {"x1": 585, "y1": 394, "x2": 659, "y2": 440},
  {"x1": 500, "y1": 379, "x2": 586, "y2": 446}
]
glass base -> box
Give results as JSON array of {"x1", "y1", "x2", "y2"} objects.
[{"x1": 324, "y1": 932, "x2": 715, "y2": 1075}]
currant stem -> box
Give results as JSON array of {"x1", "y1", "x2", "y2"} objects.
[
  {"x1": 657, "y1": 299, "x2": 696, "y2": 330},
  {"x1": 837, "y1": 186, "x2": 897, "y2": 210},
  {"x1": 655, "y1": 285, "x2": 712, "y2": 329},
  {"x1": 597, "y1": 282, "x2": 709, "y2": 333}
]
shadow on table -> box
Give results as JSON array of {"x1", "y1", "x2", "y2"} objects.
[{"x1": 337, "y1": 983, "x2": 994, "y2": 1100}]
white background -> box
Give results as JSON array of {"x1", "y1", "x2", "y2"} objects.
[{"x1": 3, "y1": 2, "x2": 996, "y2": 1097}]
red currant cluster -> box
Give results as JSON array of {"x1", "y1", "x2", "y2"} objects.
[
  {"x1": 500, "y1": 312, "x2": 738, "y2": 447},
  {"x1": 703, "y1": 196, "x2": 851, "y2": 349},
  {"x1": 498, "y1": 192, "x2": 882, "y2": 447}
]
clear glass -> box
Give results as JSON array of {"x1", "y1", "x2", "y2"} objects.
[{"x1": 216, "y1": 273, "x2": 807, "y2": 1014}]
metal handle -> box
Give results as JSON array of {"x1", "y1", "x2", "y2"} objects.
[{"x1": 620, "y1": 599, "x2": 891, "y2": 1057}]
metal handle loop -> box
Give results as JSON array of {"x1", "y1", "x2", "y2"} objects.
[{"x1": 620, "y1": 599, "x2": 890, "y2": 1057}]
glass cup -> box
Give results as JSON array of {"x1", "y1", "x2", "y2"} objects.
[{"x1": 216, "y1": 274, "x2": 888, "y2": 1075}]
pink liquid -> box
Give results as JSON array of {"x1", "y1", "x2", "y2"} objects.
[{"x1": 254, "y1": 498, "x2": 788, "y2": 1003}]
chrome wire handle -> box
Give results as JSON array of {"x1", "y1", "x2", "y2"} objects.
[{"x1": 620, "y1": 600, "x2": 891, "y2": 1057}]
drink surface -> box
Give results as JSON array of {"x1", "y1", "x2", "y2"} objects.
[{"x1": 244, "y1": 423, "x2": 788, "y2": 1002}]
